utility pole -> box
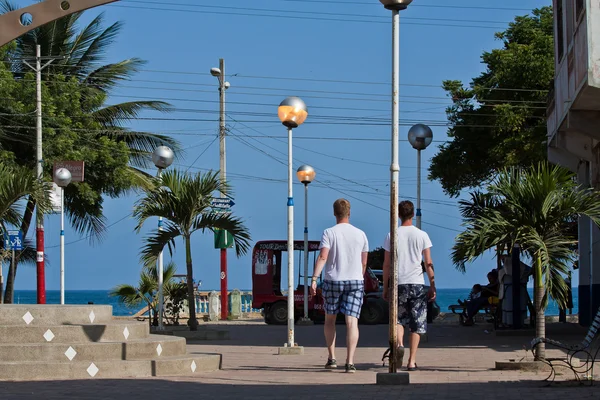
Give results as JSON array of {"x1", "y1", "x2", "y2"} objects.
[
  {"x1": 21, "y1": 45, "x2": 61, "y2": 304},
  {"x1": 211, "y1": 59, "x2": 229, "y2": 320}
]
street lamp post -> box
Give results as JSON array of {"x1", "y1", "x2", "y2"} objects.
[
  {"x1": 407, "y1": 124, "x2": 433, "y2": 230},
  {"x1": 297, "y1": 165, "x2": 316, "y2": 324},
  {"x1": 210, "y1": 60, "x2": 231, "y2": 320},
  {"x1": 278, "y1": 97, "x2": 308, "y2": 351},
  {"x1": 152, "y1": 146, "x2": 175, "y2": 330},
  {"x1": 379, "y1": 0, "x2": 413, "y2": 376},
  {"x1": 54, "y1": 168, "x2": 71, "y2": 305}
]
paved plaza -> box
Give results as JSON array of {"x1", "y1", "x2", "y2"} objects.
[{"x1": 0, "y1": 319, "x2": 597, "y2": 399}]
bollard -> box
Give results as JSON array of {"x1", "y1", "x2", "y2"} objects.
[
  {"x1": 208, "y1": 291, "x2": 220, "y2": 321},
  {"x1": 230, "y1": 289, "x2": 242, "y2": 319}
]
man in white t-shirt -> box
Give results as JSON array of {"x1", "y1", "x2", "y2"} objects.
[
  {"x1": 310, "y1": 199, "x2": 369, "y2": 373},
  {"x1": 382, "y1": 200, "x2": 436, "y2": 371}
]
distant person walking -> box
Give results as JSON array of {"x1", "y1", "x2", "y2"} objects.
[
  {"x1": 383, "y1": 200, "x2": 436, "y2": 371},
  {"x1": 310, "y1": 198, "x2": 369, "y2": 373}
]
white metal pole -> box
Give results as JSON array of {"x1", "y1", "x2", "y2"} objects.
[
  {"x1": 60, "y1": 186, "x2": 65, "y2": 305},
  {"x1": 287, "y1": 127, "x2": 295, "y2": 347},
  {"x1": 303, "y1": 183, "x2": 309, "y2": 320},
  {"x1": 157, "y1": 167, "x2": 164, "y2": 330},
  {"x1": 416, "y1": 149, "x2": 422, "y2": 229},
  {"x1": 388, "y1": 8, "x2": 400, "y2": 374}
]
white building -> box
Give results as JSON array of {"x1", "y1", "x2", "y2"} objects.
[{"x1": 547, "y1": 0, "x2": 600, "y2": 325}]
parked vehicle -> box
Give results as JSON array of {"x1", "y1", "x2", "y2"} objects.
[{"x1": 251, "y1": 240, "x2": 382, "y2": 324}]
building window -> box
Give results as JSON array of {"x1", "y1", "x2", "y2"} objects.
[
  {"x1": 557, "y1": 0, "x2": 564, "y2": 60},
  {"x1": 576, "y1": 0, "x2": 585, "y2": 19}
]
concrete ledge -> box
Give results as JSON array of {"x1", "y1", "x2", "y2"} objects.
[
  {"x1": 278, "y1": 345, "x2": 304, "y2": 355},
  {"x1": 0, "y1": 305, "x2": 113, "y2": 325},
  {"x1": 173, "y1": 330, "x2": 230, "y2": 341},
  {"x1": 376, "y1": 372, "x2": 410, "y2": 385}
]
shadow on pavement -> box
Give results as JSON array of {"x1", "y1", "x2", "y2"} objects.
[{"x1": 0, "y1": 378, "x2": 596, "y2": 400}]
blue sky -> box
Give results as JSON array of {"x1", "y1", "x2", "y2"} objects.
[{"x1": 10, "y1": 0, "x2": 554, "y2": 292}]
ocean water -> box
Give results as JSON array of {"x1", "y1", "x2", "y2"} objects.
[{"x1": 10, "y1": 288, "x2": 579, "y2": 317}]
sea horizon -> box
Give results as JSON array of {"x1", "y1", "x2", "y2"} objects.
[{"x1": 7, "y1": 288, "x2": 579, "y2": 317}]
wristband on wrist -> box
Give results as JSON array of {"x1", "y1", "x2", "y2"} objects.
[{"x1": 311, "y1": 277, "x2": 318, "y2": 282}]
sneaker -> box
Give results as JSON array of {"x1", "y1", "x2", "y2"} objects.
[
  {"x1": 345, "y1": 363, "x2": 357, "y2": 373},
  {"x1": 325, "y1": 358, "x2": 337, "y2": 369}
]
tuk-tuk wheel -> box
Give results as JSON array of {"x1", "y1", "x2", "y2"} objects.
[{"x1": 268, "y1": 301, "x2": 288, "y2": 325}]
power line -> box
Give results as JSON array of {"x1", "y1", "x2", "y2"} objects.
[{"x1": 113, "y1": 1, "x2": 507, "y2": 29}]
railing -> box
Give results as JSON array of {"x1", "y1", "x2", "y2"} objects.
[{"x1": 192, "y1": 290, "x2": 262, "y2": 315}]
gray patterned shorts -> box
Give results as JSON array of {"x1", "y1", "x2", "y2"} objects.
[
  {"x1": 398, "y1": 284, "x2": 427, "y2": 334},
  {"x1": 322, "y1": 280, "x2": 364, "y2": 319}
]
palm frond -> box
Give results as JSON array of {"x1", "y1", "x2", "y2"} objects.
[
  {"x1": 191, "y1": 212, "x2": 252, "y2": 257},
  {"x1": 83, "y1": 58, "x2": 146, "y2": 92},
  {"x1": 139, "y1": 223, "x2": 182, "y2": 268}
]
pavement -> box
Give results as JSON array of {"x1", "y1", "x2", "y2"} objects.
[{"x1": 0, "y1": 318, "x2": 597, "y2": 399}]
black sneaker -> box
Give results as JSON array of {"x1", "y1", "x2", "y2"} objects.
[
  {"x1": 345, "y1": 363, "x2": 357, "y2": 373},
  {"x1": 325, "y1": 358, "x2": 337, "y2": 369}
]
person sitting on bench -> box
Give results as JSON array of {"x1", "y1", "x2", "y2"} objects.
[{"x1": 459, "y1": 269, "x2": 499, "y2": 326}]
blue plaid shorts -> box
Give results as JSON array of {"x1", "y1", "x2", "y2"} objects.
[
  {"x1": 322, "y1": 280, "x2": 364, "y2": 319},
  {"x1": 398, "y1": 284, "x2": 428, "y2": 334}
]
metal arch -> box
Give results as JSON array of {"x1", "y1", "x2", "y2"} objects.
[{"x1": 0, "y1": 0, "x2": 119, "y2": 47}]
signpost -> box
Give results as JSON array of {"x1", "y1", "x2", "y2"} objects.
[
  {"x1": 2, "y1": 230, "x2": 22, "y2": 304},
  {"x1": 210, "y1": 197, "x2": 235, "y2": 320},
  {"x1": 53, "y1": 161, "x2": 84, "y2": 182}
]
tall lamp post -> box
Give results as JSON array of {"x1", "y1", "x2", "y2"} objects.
[
  {"x1": 152, "y1": 146, "x2": 175, "y2": 330},
  {"x1": 278, "y1": 96, "x2": 308, "y2": 351},
  {"x1": 210, "y1": 60, "x2": 231, "y2": 320},
  {"x1": 378, "y1": 0, "x2": 412, "y2": 376},
  {"x1": 297, "y1": 165, "x2": 316, "y2": 324},
  {"x1": 407, "y1": 124, "x2": 433, "y2": 230},
  {"x1": 54, "y1": 168, "x2": 71, "y2": 305}
]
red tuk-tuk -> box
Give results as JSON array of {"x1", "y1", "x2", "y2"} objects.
[{"x1": 251, "y1": 240, "x2": 381, "y2": 324}]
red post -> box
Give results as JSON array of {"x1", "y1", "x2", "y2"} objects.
[
  {"x1": 36, "y1": 227, "x2": 45, "y2": 304},
  {"x1": 220, "y1": 248, "x2": 228, "y2": 319}
]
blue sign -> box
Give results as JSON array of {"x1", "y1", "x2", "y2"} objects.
[
  {"x1": 211, "y1": 198, "x2": 235, "y2": 209},
  {"x1": 4, "y1": 230, "x2": 23, "y2": 251}
]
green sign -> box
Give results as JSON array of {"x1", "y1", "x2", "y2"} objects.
[{"x1": 214, "y1": 229, "x2": 234, "y2": 249}]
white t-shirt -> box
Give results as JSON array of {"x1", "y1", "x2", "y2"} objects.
[
  {"x1": 319, "y1": 223, "x2": 369, "y2": 281},
  {"x1": 383, "y1": 225, "x2": 432, "y2": 285}
]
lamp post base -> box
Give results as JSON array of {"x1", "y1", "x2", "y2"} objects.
[
  {"x1": 278, "y1": 344, "x2": 304, "y2": 355},
  {"x1": 297, "y1": 317, "x2": 314, "y2": 326},
  {"x1": 376, "y1": 372, "x2": 410, "y2": 385}
]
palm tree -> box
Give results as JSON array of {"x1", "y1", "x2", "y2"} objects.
[
  {"x1": 110, "y1": 262, "x2": 184, "y2": 327},
  {"x1": 133, "y1": 169, "x2": 251, "y2": 331},
  {"x1": 0, "y1": 162, "x2": 50, "y2": 301},
  {"x1": 452, "y1": 163, "x2": 600, "y2": 360},
  {"x1": 0, "y1": 1, "x2": 179, "y2": 300}
]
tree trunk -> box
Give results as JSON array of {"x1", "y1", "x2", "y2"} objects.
[
  {"x1": 184, "y1": 235, "x2": 198, "y2": 331},
  {"x1": 4, "y1": 196, "x2": 36, "y2": 303},
  {"x1": 533, "y1": 254, "x2": 545, "y2": 360}
]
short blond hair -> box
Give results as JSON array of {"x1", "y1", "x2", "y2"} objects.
[{"x1": 333, "y1": 198, "x2": 351, "y2": 218}]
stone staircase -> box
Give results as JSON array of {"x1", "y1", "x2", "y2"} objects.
[{"x1": 0, "y1": 304, "x2": 221, "y2": 381}]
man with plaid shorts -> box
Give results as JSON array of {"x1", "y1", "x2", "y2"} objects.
[
  {"x1": 310, "y1": 199, "x2": 368, "y2": 373},
  {"x1": 383, "y1": 200, "x2": 436, "y2": 371}
]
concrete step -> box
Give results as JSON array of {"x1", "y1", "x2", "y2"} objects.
[
  {"x1": 0, "y1": 320, "x2": 149, "y2": 343},
  {"x1": 0, "y1": 354, "x2": 222, "y2": 381},
  {"x1": 0, "y1": 305, "x2": 113, "y2": 325},
  {"x1": 0, "y1": 335, "x2": 187, "y2": 362}
]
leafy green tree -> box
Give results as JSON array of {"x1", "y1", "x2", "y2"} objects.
[
  {"x1": 133, "y1": 169, "x2": 251, "y2": 331},
  {"x1": 367, "y1": 247, "x2": 385, "y2": 270},
  {"x1": 452, "y1": 163, "x2": 600, "y2": 360},
  {"x1": 0, "y1": 2, "x2": 179, "y2": 302},
  {"x1": 429, "y1": 6, "x2": 553, "y2": 197}
]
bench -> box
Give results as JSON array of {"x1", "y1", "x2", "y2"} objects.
[
  {"x1": 448, "y1": 303, "x2": 499, "y2": 327},
  {"x1": 531, "y1": 306, "x2": 600, "y2": 385}
]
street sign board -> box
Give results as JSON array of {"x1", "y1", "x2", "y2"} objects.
[
  {"x1": 211, "y1": 198, "x2": 235, "y2": 209},
  {"x1": 53, "y1": 161, "x2": 85, "y2": 182},
  {"x1": 4, "y1": 230, "x2": 23, "y2": 251}
]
